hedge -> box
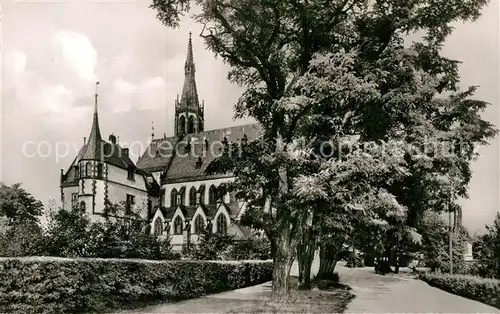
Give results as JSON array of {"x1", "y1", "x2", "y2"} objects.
[
  {"x1": 420, "y1": 273, "x2": 500, "y2": 309},
  {"x1": 0, "y1": 257, "x2": 273, "y2": 313}
]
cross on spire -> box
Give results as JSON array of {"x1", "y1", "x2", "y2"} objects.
[{"x1": 94, "y1": 81, "x2": 100, "y2": 114}]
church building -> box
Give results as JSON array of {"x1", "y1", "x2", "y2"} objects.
[{"x1": 60, "y1": 33, "x2": 259, "y2": 250}]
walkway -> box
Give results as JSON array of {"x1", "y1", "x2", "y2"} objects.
[
  {"x1": 338, "y1": 266, "x2": 500, "y2": 313},
  {"x1": 117, "y1": 259, "x2": 500, "y2": 313}
]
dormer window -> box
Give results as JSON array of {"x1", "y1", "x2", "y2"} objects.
[{"x1": 127, "y1": 167, "x2": 135, "y2": 181}]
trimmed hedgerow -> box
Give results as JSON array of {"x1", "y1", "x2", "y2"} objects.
[
  {"x1": 0, "y1": 257, "x2": 272, "y2": 313},
  {"x1": 420, "y1": 273, "x2": 500, "y2": 309}
]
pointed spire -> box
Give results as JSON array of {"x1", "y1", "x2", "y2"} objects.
[
  {"x1": 179, "y1": 32, "x2": 200, "y2": 111},
  {"x1": 151, "y1": 121, "x2": 155, "y2": 139},
  {"x1": 184, "y1": 31, "x2": 195, "y2": 75},
  {"x1": 81, "y1": 81, "x2": 103, "y2": 161},
  {"x1": 186, "y1": 31, "x2": 193, "y2": 65},
  {"x1": 174, "y1": 33, "x2": 204, "y2": 136}
]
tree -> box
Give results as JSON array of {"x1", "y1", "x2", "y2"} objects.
[
  {"x1": 152, "y1": 0, "x2": 493, "y2": 300},
  {"x1": 43, "y1": 202, "x2": 174, "y2": 260},
  {"x1": 0, "y1": 183, "x2": 44, "y2": 257},
  {"x1": 475, "y1": 213, "x2": 500, "y2": 278},
  {"x1": 417, "y1": 211, "x2": 468, "y2": 274},
  {"x1": 0, "y1": 183, "x2": 43, "y2": 223},
  {"x1": 0, "y1": 219, "x2": 44, "y2": 257},
  {"x1": 42, "y1": 204, "x2": 97, "y2": 257}
]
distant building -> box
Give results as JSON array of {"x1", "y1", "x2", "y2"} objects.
[
  {"x1": 60, "y1": 33, "x2": 257, "y2": 251},
  {"x1": 464, "y1": 240, "x2": 474, "y2": 261}
]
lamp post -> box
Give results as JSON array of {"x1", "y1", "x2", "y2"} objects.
[{"x1": 448, "y1": 210, "x2": 453, "y2": 275}]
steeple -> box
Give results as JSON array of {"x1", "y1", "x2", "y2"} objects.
[
  {"x1": 174, "y1": 32, "x2": 204, "y2": 136},
  {"x1": 81, "y1": 82, "x2": 103, "y2": 160},
  {"x1": 185, "y1": 31, "x2": 194, "y2": 72},
  {"x1": 179, "y1": 31, "x2": 199, "y2": 111}
]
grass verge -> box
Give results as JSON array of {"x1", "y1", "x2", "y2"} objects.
[{"x1": 225, "y1": 276, "x2": 355, "y2": 313}]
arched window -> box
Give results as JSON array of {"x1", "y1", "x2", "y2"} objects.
[
  {"x1": 85, "y1": 162, "x2": 91, "y2": 177},
  {"x1": 179, "y1": 116, "x2": 186, "y2": 134},
  {"x1": 179, "y1": 189, "x2": 185, "y2": 205},
  {"x1": 216, "y1": 214, "x2": 227, "y2": 234},
  {"x1": 80, "y1": 201, "x2": 86, "y2": 212},
  {"x1": 198, "y1": 118, "x2": 204, "y2": 132},
  {"x1": 173, "y1": 216, "x2": 183, "y2": 234},
  {"x1": 189, "y1": 187, "x2": 197, "y2": 206},
  {"x1": 170, "y1": 189, "x2": 177, "y2": 207},
  {"x1": 187, "y1": 116, "x2": 195, "y2": 133},
  {"x1": 209, "y1": 185, "x2": 218, "y2": 205},
  {"x1": 97, "y1": 163, "x2": 103, "y2": 178},
  {"x1": 199, "y1": 186, "x2": 205, "y2": 204},
  {"x1": 153, "y1": 218, "x2": 163, "y2": 236},
  {"x1": 194, "y1": 215, "x2": 205, "y2": 234}
]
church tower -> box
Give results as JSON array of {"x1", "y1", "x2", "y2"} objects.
[{"x1": 174, "y1": 32, "x2": 204, "y2": 136}]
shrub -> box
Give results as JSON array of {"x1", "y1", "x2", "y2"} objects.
[
  {"x1": 0, "y1": 257, "x2": 273, "y2": 313},
  {"x1": 473, "y1": 213, "x2": 500, "y2": 279},
  {"x1": 0, "y1": 220, "x2": 44, "y2": 257},
  {"x1": 42, "y1": 203, "x2": 177, "y2": 260},
  {"x1": 228, "y1": 238, "x2": 271, "y2": 260},
  {"x1": 189, "y1": 229, "x2": 234, "y2": 260},
  {"x1": 188, "y1": 228, "x2": 271, "y2": 260},
  {"x1": 420, "y1": 273, "x2": 500, "y2": 309}
]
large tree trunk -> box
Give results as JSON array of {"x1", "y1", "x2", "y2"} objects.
[
  {"x1": 296, "y1": 230, "x2": 316, "y2": 290},
  {"x1": 316, "y1": 241, "x2": 339, "y2": 280},
  {"x1": 271, "y1": 228, "x2": 296, "y2": 301}
]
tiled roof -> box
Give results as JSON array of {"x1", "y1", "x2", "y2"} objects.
[
  {"x1": 155, "y1": 200, "x2": 240, "y2": 221},
  {"x1": 60, "y1": 100, "x2": 156, "y2": 188},
  {"x1": 136, "y1": 136, "x2": 182, "y2": 173},
  {"x1": 200, "y1": 204, "x2": 218, "y2": 219},
  {"x1": 229, "y1": 224, "x2": 256, "y2": 240},
  {"x1": 136, "y1": 123, "x2": 262, "y2": 182},
  {"x1": 219, "y1": 202, "x2": 242, "y2": 219},
  {"x1": 60, "y1": 141, "x2": 149, "y2": 186}
]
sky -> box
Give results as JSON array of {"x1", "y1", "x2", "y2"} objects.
[{"x1": 0, "y1": 1, "x2": 498, "y2": 233}]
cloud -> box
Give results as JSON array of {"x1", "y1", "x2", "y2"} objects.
[
  {"x1": 55, "y1": 30, "x2": 97, "y2": 81},
  {"x1": 108, "y1": 76, "x2": 167, "y2": 113},
  {"x1": 40, "y1": 85, "x2": 74, "y2": 113},
  {"x1": 5, "y1": 51, "x2": 27, "y2": 75}
]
